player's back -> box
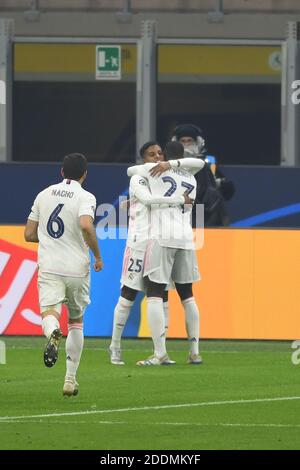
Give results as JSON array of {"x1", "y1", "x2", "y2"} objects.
[
  {"x1": 31, "y1": 179, "x2": 96, "y2": 277},
  {"x1": 144, "y1": 164, "x2": 197, "y2": 249}
]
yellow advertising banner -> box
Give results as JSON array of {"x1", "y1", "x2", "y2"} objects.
[
  {"x1": 164, "y1": 229, "x2": 300, "y2": 340},
  {"x1": 14, "y1": 44, "x2": 281, "y2": 76}
]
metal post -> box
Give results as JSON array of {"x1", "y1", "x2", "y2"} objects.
[
  {"x1": 216, "y1": 0, "x2": 224, "y2": 13},
  {"x1": 24, "y1": 0, "x2": 40, "y2": 22},
  {"x1": 208, "y1": 0, "x2": 224, "y2": 23},
  {"x1": 281, "y1": 22, "x2": 300, "y2": 166},
  {"x1": 116, "y1": 0, "x2": 132, "y2": 24},
  {"x1": 136, "y1": 20, "x2": 157, "y2": 162},
  {"x1": 0, "y1": 19, "x2": 14, "y2": 162}
]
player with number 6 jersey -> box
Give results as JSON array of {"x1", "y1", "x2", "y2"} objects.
[
  {"x1": 29, "y1": 175, "x2": 95, "y2": 277},
  {"x1": 24, "y1": 153, "x2": 103, "y2": 397}
]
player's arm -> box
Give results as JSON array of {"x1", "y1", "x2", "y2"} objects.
[
  {"x1": 131, "y1": 175, "x2": 192, "y2": 206},
  {"x1": 127, "y1": 162, "x2": 156, "y2": 178},
  {"x1": 150, "y1": 158, "x2": 205, "y2": 177},
  {"x1": 24, "y1": 194, "x2": 40, "y2": 242},
  {"x1": 79, "y1": 194, "x2": 103, "y2": 272},
  {"x1": 24, "y1": 219, "x2": 39, "y2": 242},
  {"x1": 80, "y1": 216, "x2": 103, "y2": 272}
]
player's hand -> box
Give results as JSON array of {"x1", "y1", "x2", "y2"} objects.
[
  {"x1": 94, "y1": 257, "x2": 104, "y2": 272},
  {"x1": 183, "y1": 191, "x2": 194, "y2": 206},
  {"x1": 120, "y1": 198, "x2": 130, "y2": 210},
  {"x1": 149, "y1": 161, "x2": 171, "y2": 177},
  {"x1": 183, "y1": 190, "x2": 195, "y2": 206}
]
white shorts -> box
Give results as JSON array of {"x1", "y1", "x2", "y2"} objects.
[
  {"x1": 121, "y1": 246, "x2": 146, "y2": 292},
  {"x1": 144, "y1": 239, "x2": 201, "y2": 285},
  {"x1": 38, "y1": 271, "x2": 90, "y2": 319}
]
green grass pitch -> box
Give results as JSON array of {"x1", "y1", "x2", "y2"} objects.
[{"x1": 0, "y1": 337, "x2": 300, "y2": 450}]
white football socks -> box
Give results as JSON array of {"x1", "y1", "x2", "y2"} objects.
[
  {"x1": 163, "y1": 301, "x2": 169, "y2": 336},
  {"x1": 66, "y1": 323, "x2": 84, "y2": 379},
  {"x1": 147, "y1": 297, "x2": 167, "y2": 359},
  {"x1": 42, "y1": 314, "x2": 60, "y2": 339},
  {"x1": 110, "y1": 297, "x2": 134, "y2": 350},
  {"x1": 182, "y1": 297, "x2": 200, "y2": 356}
]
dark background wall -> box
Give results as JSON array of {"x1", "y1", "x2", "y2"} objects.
[{"x1": 13, "y1": 81, "x2": 280, "y2": 165}]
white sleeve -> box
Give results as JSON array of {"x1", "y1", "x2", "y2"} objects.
[
  {"x1": 78, "y1": 193, "x2": 96, "y2": 220},
  {"x1": 131, "y1": 175, "x2": 184, "y2": 206},
  {"x1": 28, "y1": 194, "x2": 40, "y2": 222},
  {"x1": 127, "y1": 165, "x2": 147, "y2": 177},
  {"x1": 127, "y1": 163, "x2": 156, "y2": 178},
  {"x1": 169, "y1": 158, "x2": 205, "y2": 175}
]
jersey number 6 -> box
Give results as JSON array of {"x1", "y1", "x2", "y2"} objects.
[{"x1": 47, "y1": 204, "x2": 65, "y2": 239}]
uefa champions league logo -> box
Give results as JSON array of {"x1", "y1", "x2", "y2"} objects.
[
  {"x1": 0, "y1": 340, "x2": 6, "y2": 365},
  {"x1": 0, "y1": 80, "x2": 5, "y2": 105}
]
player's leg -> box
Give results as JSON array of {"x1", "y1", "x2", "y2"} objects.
[
  {"x1": 63, "y1": 274, "x2": 90, "y2": 396},
  {"x1": 172, "y1": 250, "x2": 202, "y2": 364},
  {"x1": 175, "y1": 283, "x2": 202, "y2": 364},
  {"x1": 162, "y1": 290, "x2": 169, "y2": 336},
  {"x1": 38, "y1": 272, "x2": 64, "y2": 368},
  {"x1": 136, "y1": 278, "x2": 170, "y2": 365},
  {"x1": 109, "y1": 285, "x2": 137, "y2": 365},
  {"x1": 42, "y1": 309, "x2": 63, "y2": 368},
  {"x1": 42, "y1": 310, "x2": 60, "y2": 338},
  {"x1": 109, "y1": 246, "x2": 144, "y2": 364},
  {"x1": 138, "y1": 241, "x2": 176, "y2": 365},
  {"x1": 64, "y1": 316, "x2": 83, "y2": 396}
]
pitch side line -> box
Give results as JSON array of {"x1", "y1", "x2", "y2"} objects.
[
  {"x1": 1, "y1": 420, "x2": 300, "y2": 428},
  {"x1": 1, "y1": 396, "x2": 300, "y2": 422}
]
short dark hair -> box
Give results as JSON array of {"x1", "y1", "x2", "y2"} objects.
[
  {"x1": 139, "y1": 141, "x2": 161, "y2": 158},
  {"x1": 62, "y1": 153, "x2": 87, "y2": 180},
  {"x1": 164, "y1": 141, "x2": 184, "y2": 160}
]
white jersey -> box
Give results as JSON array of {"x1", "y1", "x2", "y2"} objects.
[
  {"x1": 28, "y1": 179, "x2": 96, "y2": 277},
  {"x1": 127, "y1": 174, "x2": 185, "y2": 251},
  {"x1": 128, "y1": 163, "x2": 197, "y2": 250}
]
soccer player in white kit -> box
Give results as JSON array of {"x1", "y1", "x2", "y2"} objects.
[
  {"x1": 128, "y1": 142, "x2": 204, "y2": 365},
  {"x1": 24, "y1": 153, "x2": 103, "y2": 396},
  {"x1": 109, "y1": 142, "x2": 193, "y2": 365}
]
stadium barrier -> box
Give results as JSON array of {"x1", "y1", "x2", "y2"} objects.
[
  {"x1": 1, "y1": 225, "x2": 299, "y2": 340},
  {"x1": 1, "y1": 163, "x2": 300, "y2": 228}
]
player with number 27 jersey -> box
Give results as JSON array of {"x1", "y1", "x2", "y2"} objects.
[
  {"x1": 128, "y1": 160, "x2": 200, "y2": 250},
  {"x1": 122, "y1": 173, "x2": 186, "y2": 290},
  {"x1": 29, "y1": 179, "x2": 96, "y2": 277}
]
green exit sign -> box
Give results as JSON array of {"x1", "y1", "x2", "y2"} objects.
[{"x1": 96, "y1": 45, "x2": 121, "y2": 80}]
